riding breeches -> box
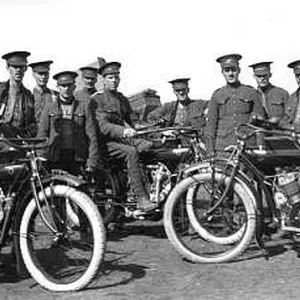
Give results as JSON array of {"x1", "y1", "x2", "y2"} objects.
[{"x1": 105, "y1": 141, "x2": 148, "y2": 198}]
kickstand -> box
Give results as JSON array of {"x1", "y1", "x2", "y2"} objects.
[{"x1": 12, "y1": 233, "x2": 28, "y2": 278}]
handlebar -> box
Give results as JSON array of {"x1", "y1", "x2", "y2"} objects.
[
  {"x1": 0, "y1": 137, "x2": 49, "y2": 150},
  {"x1": 236, "y1": 122, "x2": 299, "y2": 141},
  {"x1": 136, "y1": 126, "x2": 199, "y2": 136}
]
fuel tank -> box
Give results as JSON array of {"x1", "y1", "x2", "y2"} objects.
[{"x1": 249, "y1": 135, "x2": 300, "y2": 174}]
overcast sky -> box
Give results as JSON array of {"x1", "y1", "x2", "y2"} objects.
[{"x1": 0, "y1": 0, "x2": 299, "y2": 102}]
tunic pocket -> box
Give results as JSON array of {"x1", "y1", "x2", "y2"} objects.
[{"x1": 235, "y1": 97, "x2": 252, "y2": 113}]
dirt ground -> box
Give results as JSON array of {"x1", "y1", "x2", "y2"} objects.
[{"x1": 1, "y1": 220, "x2": 300, "y2": 300}]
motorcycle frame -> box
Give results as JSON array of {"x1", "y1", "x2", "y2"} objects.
[
  {"x1": 181, "y1": 147, "x2": 277, "y2": 224},
  {"x1": 0, "y1": 148, "x2": 87, "y2": 249}
]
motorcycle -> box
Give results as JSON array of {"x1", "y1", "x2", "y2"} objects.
[
  {"x1": 163, "y1": 118, "x2": 300, "y2": 263},
  {"x1": 0, "y1": 137, "x2": 106, "y2": 291},
  {"x1": 89, "y1": 125, "x2": 206, "y2": 226}
]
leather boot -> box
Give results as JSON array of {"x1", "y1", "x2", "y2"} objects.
[
  {"x1": 136, "y1": 195, "x2": 158, "y2": 213},
  {"x1": 271, "y1": 229, "x2": 291, "y2": 240}
]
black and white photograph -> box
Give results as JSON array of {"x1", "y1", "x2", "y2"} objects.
[{"x1": 0, "y1": 0, "x2": 300, "y2": 299}]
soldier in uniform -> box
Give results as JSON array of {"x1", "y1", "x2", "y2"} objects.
[
  {"x1": 281, "y1": 60, "x2": 300, "y2": 130},
  {"x1": 0, "y1": 51, "x2": 36, "y2": 137},
  {"x1": 147, "y1": 78, "x2": 208, "y2": 168},
  {"x1": 92, "y1": 61, "x2": 157, "y2": 213},
  {"x1": 37, "y1": 71, "x2": 98, "y2": 174},
  {"x1": 148, "y1": 78, "x2": 207, "y2": 130},
  {"x1": 75, "y1": 66, "x2": 98, "y2": 98},
  {"x1": 28, "y1": 60, "x2": 57, "y2": 126},
  {"x1": 206, "y1": 54, "x2": 265, "y2": 154},
  {"x1": 249, "y1": 61, "x2": 288, "y2": 124}
]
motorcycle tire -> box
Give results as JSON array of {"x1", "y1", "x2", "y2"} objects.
[
  {"x1": 163, "y1": 171, "x2": 257, "y2": 263},
  {"x1": 19, "y1": 185, "x2": 106, "y2": 291}
]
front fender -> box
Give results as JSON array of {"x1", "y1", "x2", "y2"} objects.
[
  {"x1": 13, "y1": 171, "x2": 87, "y2": 232},
  {"x1": 181, "y1": 158, "x2": 246, "y2": 178},
  {"x1": 181, "y1": 160, "x2": 212, "y2": 177},
  {"x1": 180, "y1": 158, "x2": 260, "y2": 212}
]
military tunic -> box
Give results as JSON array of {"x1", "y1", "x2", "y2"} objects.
[
  {"x1": 280, "y1": 89, "x2": 300, "y2": 128},
  {"x1": 33, "y1": 85, "x2": 57, "y2": 126},
  {"x1": 147, "y1": 99, "x2": 207, "y2": 129},
  {"x1": 256, "y1": 84, "x2": 288, "y2": 122},
  {"x1": 92, "y1": 89, "x2": 149, "y2": 198},
  {"x1": 92, "y1": 89, "x2": 133, "y2": 141},
  {"x1": 206, "y1": 82, "x2": 265, "y2": 152},
  {"x1": 75, "y1": 87, "x2": 97, "y2": 99},
  {"x1": 0, "y1": 80, "x2": 36, "y2": 137}
]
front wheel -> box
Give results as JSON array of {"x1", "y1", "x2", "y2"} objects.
[
  {"x1": 19, "y1": 185, "x2": 106, "y2": 291},
  {"x1": 163, "y1": 172, "x2": 257, "y2": 263}
]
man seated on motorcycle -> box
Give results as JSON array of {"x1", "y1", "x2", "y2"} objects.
[{"x1": 91, "y1": 61, "x2": 157, "y2": 213}]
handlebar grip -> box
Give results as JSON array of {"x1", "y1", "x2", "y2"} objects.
[{"x1": 136, "y1": 126, "x2": 195, "y2": 136}]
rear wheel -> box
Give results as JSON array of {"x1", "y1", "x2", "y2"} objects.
[
  {"x1": 19, "y1": 185, "x2": 106, "y2": 291},
  {"x1": 163, "y1": 172, "x2": 256, "y2": 263},
  {"x1": 93, "y1": 169, "x2": 120, "y2": 224}
]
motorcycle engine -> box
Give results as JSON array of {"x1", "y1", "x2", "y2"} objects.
[
  {"x1": 275, "y1": 168, "x2": 300, "y2": 207},
  {"x1": 145, "y1": 163, "x2": 172, "y2": 203},
  {"x1": 274, "y1": 167, "x2": 300, "y2": 228}
]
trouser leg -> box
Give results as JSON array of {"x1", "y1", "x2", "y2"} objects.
[{"x1": 107, "y1": 142, "x2": 148, "y2": 198}]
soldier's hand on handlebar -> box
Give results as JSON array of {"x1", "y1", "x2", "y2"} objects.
[
  {"x1": 268, "y1": 117, "x2": 280, "y2": 124},
  {"x1": 123, "y1": 128, "x2": 137, "y2": 138},
  {"x1": 162, "y1": 129, "x2": 178, "y2": 138}
]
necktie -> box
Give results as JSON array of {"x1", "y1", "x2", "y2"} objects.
[{"x1": 259, "y1": 89, "x2": 268, "y2": 116}]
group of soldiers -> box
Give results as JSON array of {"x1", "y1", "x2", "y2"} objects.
[
  {"x1": 205, "y1": 54, "x2": 300, "y2": 154},
  {"x1": 1, "y1": 50, "x2": 300, "y2": 213}
]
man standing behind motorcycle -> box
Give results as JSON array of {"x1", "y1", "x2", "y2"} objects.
[
  {"x1": 249, "y1": 61, "x2": 288, "y2": 124},
  {"x1": 28, "y1": 60, "x2": 57, "y2": 126},
  {"x1": 92, "y1": 61, "x2": 157, "y2": 213},
  {"x1": 0, "y1": 51, "x2": 36, "y2": 137},
  {"x1": 206, "y1": 54, "x2": 265, "y2": 155},
  {"x1": 37, "y1": 71, "x2": 99, "y2": 175},
  {"x1": 147, "y1": 78, "x2": 208, "y2": 169},
  {"x1": 281, "y1": 60, "x2": 300, "y2": 130},
  {"x1": 148, "y1": 78, "x2": 208, "y2": 132},
  {"x1": 75, "y1": 66, "x2": 98, "y2": 98}
]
